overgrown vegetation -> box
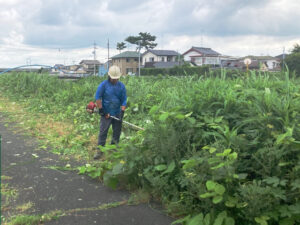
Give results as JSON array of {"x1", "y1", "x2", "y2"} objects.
[
  {"x1": 1, "y1": 70, "x2": 300, "y2": 225},
  {"x1": 285, "y1": 43, "x2": 300, "y2": 77}
]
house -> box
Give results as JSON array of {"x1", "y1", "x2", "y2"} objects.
[
  {"x1": 52, "y1": 64, "x2": 65, "y2": 72},
  {"x1": 111, "y1": 51, "x2": 139, "y2": 75},
  {"x1": 222, "y1": 57, "x2": 272, "y2": 71},
  {"x1": 241, "y1": 56, "x2": 280, "y2": 71},
  {"x1": 79, "y1": 60, "x2": 101, "y2": 75},
  {"x1": 142, "y1": 50, "x2": 179, "y2": 67},
  {"x1": 182, "y1": 47, "x2": 221, "y2": 66}
]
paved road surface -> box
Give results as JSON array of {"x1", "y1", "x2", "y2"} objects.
[{"x1": 0, "y1": 113, "x2": 174, "y2": 225}]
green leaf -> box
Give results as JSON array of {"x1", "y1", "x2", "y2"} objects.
[
  {"x1": 182, "y1": 159, "x2": 198, "y2": 170},
  {"x1": 149, "y1": 105, "x2": 159, "y2": 115},
  {"x1": 162, "y1": 161, "x2": 176, "y2": 175},
  {"x1": 213, "y1": 211, "x2": 227, "y2": 225},
  {"x1": 204, "y1": 214, "x2": 210, "y2": 225},
  {"x1": 159, "y1": 112, "x2": 169, "y2": 121},
  {"x1": 229, "y1": 152, "x2": 238, "y2": 160},
  {"x1": 225, "y1": 217, "x2": 235, "y2": 225},
  {"x1": 223, "y1": 149, "x2": 232, "y2": 155},
  {"x1": 209, "y1": 147, "x2": 217, "y2": 154},
  {"x1": 214, "y1": 116, "x2": 223, "y2": 123},
  {"x1": 171, "y1": 215, "x2": 191, "y2": 225},
  {"x1": 275, "y1": 127, "x2": 293, "y2": 145},
  {"x1": 155, "y1": 164, "x2": 167, "y2": 171},
  {"x1": 77, "y1": 166, "x2": 86, "y2": 174},
  {"x1": 206, "y1": 180, "x2": 217, "y2": 191},
  {"x1": 188, "y1": 213, "x2": 204, "y2": 225},
  {"x1": 185, "y1": 112, "x2": 193, "y2": 118},
  {"x1": 213, "y1": 195, "x2": 223, "y2": 204},
  {"x1": 215, "y1": 184, "x2": 226, "y2": 195},
  {"x1": 211, "y1": 162, "x2": 225, "y2": 170},
  {"x1": 175, "y1": 114, "x2": 185, "y2": 119},
  {"x1": 255, "y1": 216, "x2": 270, "y2": 225},
  {"x1": 200, "y1": 192, "x2": 216, "y2": 198}
]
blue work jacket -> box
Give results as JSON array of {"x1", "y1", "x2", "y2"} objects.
[{"x1": 95, "y1": 80, "x2": 127, "y2": 116}]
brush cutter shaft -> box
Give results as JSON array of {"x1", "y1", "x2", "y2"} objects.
[{"x1": 110, "y1": 116, "x2": 144, "y2": 131}]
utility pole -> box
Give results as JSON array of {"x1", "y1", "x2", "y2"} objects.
[
  {"x1": 138, "y1": 40, "x2": 141, "y2": 76},
  {"x1": 93, "y1": 41, "x2": 97, "y2": 76},
  {"x1": 107, "y1": 39, "x2": 110, "y2": 71}
]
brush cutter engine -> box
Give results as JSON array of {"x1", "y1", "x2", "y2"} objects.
[{"x1": 86, "y1": 101, "x2": 97, "y2": 114}]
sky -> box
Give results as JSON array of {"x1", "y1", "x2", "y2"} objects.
[{"x1": 0, "y1": 0, "x2": 299, "y2": 68}]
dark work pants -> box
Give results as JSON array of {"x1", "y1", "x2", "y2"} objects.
[{"x1": 97, "y1": 115, "x2": 122, "y2": 147}]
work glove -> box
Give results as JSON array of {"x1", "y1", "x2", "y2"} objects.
[{"x1": 99, "y1": 108, "x2": 106, "y2": 116}]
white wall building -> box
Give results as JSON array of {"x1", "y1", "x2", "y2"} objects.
[
  {"x1": 182, "y1": 47, "x2": 221, "y2": 66},
  {"x1": 142, "y1": 50, "x2": 179, "y2": 66}
]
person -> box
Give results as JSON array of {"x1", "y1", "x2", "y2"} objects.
[{"x1": 93, "y1": 65, "x2": 127, "y2": 160}]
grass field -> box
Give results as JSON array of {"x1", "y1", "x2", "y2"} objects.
[{"x1": 1, "y1": 71, "x2": 299, "y2": 225}]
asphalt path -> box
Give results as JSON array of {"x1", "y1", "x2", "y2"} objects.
[{"x1": 0, "y1": 113, "x2": 174, "y2": 225}]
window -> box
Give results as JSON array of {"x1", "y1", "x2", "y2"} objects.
[
  {"x1": 150, "y1": 57, "x2": 154, "y2": 62},
  {"x1": 134, "y1": 58, "x2": 138, "y2": 62},
  {"x1": 126, "y1": 68, "x2": 133, "y2": 74},
  {"x1": 167, "y1": 56, "x2": 172, "y2": 62},
  {"x1": 126, "y1": 58, "x2": 130, "y2": 63},
  {"x1": 162, "y1": 57, "x2": 165, "y2": 62}
]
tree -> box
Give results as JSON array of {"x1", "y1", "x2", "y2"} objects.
[
  {"x1": 125, "y1": 32, "x2": 157, "y2": 51},
  {"x1": 285, "y1": 43, "x2": 300, "y2": 76},
  {"x1": 291, "y1": 43, "x2": 300, "y2": 54},
  {"x1": 116, "y1": 42, "x2": 126, "y2": 53}
]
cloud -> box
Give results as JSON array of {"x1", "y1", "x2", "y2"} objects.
[{"x1": 0, "y1": 0, "x2": 299, "y2": 67}]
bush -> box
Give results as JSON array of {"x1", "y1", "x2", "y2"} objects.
[{"x1": 140, "y1": 65, "x2": 209, "y2": 76}]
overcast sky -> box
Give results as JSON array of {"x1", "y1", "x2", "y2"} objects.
[{"x1": 0, "y1": 0, "x2": 299, "y2": 67}]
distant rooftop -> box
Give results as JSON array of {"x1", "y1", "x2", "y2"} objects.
[
  {"x1": 182, "y1": 47, "x2": 221, "y2": 56},
  {"x1": 143, "y1": 49, "x2": 179, "y2": 56},
  {"x1": 79, "y1": 60, "x2": 101, "y2": 65},
  {"x1": 111, "y1": 51, "x2": 139, "y2": 59},
  {"x1": 241, "y1": 55, "x2": 278, "y2": 60}
]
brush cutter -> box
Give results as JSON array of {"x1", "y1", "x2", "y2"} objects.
[{"x1": 86, "y1": 101, "x2": 144, "y2": 131}]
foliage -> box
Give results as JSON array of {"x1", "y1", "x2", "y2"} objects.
[
  {"x1": 285, "y1": 52, "x2": 300, "y2": 77},
  {"x1": 116, "y1": 42, "x2": 126, "y2": 52},
  {"x1": 125, "y1": 32, "x2": 157, "y2": 50},
  {"x1": 1, "y1": 71, "x2": 300, "y2": 224},
  {"x1": 291, "y1": 43, "x2": 300, "y2": 54}
]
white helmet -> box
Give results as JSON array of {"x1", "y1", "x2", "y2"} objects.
[{"x1": 108, "y1": 65, "x2": 122, "y2": 79}]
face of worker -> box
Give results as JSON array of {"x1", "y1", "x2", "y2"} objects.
[{"x1": 110, "y1": 78, "x2": 119, "y2": 84}]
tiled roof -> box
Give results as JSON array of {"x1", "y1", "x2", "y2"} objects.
[
  {"x1": 192, "y1": 47, "x2": 221, "y2": 56},
  {"x1": 143, "y1": 50, "x2": 179, "y2": 56},
  {"x1": 111, "y1": 51, "x2": 139, "y2": 58},
  {"x1": 79, "y1": 60, "x2": 101, "y2": 65}
]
